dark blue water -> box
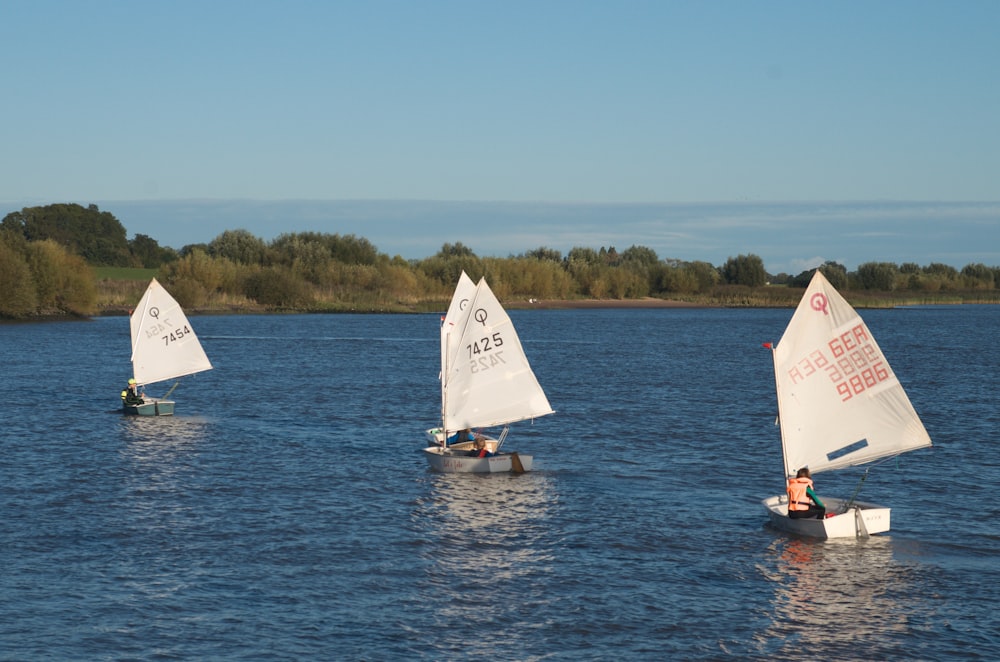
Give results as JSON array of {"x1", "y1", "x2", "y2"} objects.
[{"x1": 2, "y1": 307, "x2": 998, "y2": 660}]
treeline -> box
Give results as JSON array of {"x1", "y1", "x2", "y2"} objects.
[
  {"x1": 2, "y1": 203, "x2": 177, "y2": 268},
  {"x1": 2, "y1": 203, "x2": 999, "y2": 318}
]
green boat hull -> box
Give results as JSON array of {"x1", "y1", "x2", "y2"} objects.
[{"x1": 122, "y1": 399, "x2": 175, "y2": 416}]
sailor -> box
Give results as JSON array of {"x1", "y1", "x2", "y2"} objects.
[
  {"x1": 787, "y1": 467, "x2": 826, "y2": 520},
  {"x1": 472, "y1": 438, "x2": 493, "y2": 458},
  {"x1": 121, "y1": 378, "x2": 145, "y2": 406},
  {"x1": 447, "y1": 428, "x2": 475, "y2": 444}
]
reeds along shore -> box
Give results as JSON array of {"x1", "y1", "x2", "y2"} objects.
[{"x1": 91, "y1": 283, "x2": 987, "y2": 317}]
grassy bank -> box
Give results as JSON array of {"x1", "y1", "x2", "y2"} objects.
[{"x1": 93, "y1": 270, "x2": 998, "y2": 316}]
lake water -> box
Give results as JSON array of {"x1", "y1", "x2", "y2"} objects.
[{"x1": 2, "y1": 306, "x2": 997, "y2": 660}]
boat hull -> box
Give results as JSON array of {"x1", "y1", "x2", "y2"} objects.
[
  {"x1": 762, "y1": 494, "x2": 890, "y2": 539},
  {"x1": 122, "y1": 399, "x2": 175, "y2": 416},
  {"x1": 422, "y1": 446, "x2": 533, "y2": 473}
]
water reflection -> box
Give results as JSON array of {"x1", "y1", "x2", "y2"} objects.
[
  {"x1": 110, "y1": 416, "x2": 217, "y2": 620},
  {"x1": 411, "y1": 472, "x2": 559, "y2": 654},
  {"x1": 118, "y1": 415, "x2": 210, "y2": 461},
  {"x1": 756, "y1": 535, "x2": 914, "y2": 659}
]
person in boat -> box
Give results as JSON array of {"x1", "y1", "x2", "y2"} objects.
[
  {"x1": 447, "y1": 428, "x2": 476, "y2": 445},
  {"x1": 471, "y1": 438, "x2": 494, "y2": 458},
  {"x1": 787, "y1": 467, "x2": 826, "y2": 519},
  {"x1": 121, "y1": 378, "x2": 144, "y2": 406}
]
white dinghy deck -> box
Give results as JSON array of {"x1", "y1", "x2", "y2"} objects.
[{"x1": 762, "y1": 271, "x2": 931, "y2": 539}]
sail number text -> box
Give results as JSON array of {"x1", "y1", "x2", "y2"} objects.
[
  {"x1": 161, "y1": 325, "x2": 194, "y2": 346},
  {"x1": 143, "y1": 318, "x2": 192, "y2": 346},
  {"x1": 466, "y1": 332, "x2": 506, "y2": 373},
  {"x1": 786, "y1": 322, "x2": 894, "y2": 401}
]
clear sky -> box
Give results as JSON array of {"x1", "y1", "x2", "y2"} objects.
[{"x1": 2, "y1": 1, "x2": 998, "y2": 273}]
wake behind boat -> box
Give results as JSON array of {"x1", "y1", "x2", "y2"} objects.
[
  {"x1": 762, "y1": 270, "x2": 932, "y2": 538},
  {"x1": 423, "y1": 273, "x2": 554, "y2": 473},
  {"x1": 123, "y1": 278, "x2": 213, "y2": 416}
]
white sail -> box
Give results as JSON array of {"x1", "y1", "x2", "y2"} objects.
[
  {"x1": 773, "y1": 271, "x2": 931, "y2": 477},
  {"x1": 129, "y1": 278, "x2": 213, "y2": 386},
  {"x1": 440, "y1": 271, "x2": 477, "y2": 379},
  {"x1": 443, "y1": 278, "x2": 554, "y2": 431}
]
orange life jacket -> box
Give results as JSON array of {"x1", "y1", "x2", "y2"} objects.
[{"x1": 787, "y1": 477, "x2": 814, "y2": 511}]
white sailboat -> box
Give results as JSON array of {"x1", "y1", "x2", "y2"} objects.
[
  {"x1": 124, "y1": 278, "x2": 213, "y2": 416},
  {"x1": 423, "y1": 275, "x2": 554, "y2": 473},
  {"x1": 762, "y1": 270, "x2": 932, "y2": 538}
]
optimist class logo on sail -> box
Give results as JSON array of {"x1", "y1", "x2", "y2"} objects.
[
  {"x1": 141, "y1": 307, "x2": 194, "y2": 347},
  {"x1": 466, "y1": 307, "x2": 507, "y2": 373}
]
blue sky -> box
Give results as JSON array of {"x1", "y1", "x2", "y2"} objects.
[{"x1": 2, "y1": 1, "x2": 998, "y2": 273}]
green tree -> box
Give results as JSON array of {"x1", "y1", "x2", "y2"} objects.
[
  {"x1": 564, "y1": 247, "x2": 604, "y2": 296},
  {"x1": 521, "y1": 246, "x2": 562, "y2": 262},
  {"x1": 621, "y1": 245, "x2": 659, "y2": 267},
  {"x1": 437, "y1": 242, "x2": 477, "y2": 258},
  {"x1": 209, "y1": 229, "x2": 269, "y2": 265},
  {"x1": 417, "y1": 243, "x2": 483, "y2": 288},
  {"x1": 685, "y1": 260, "x2": 722, "y2": 292},
  {"x1": 326, "y1": 233, "x2": 380, "y2": 265},
  {"x1": 0, "y1": 240, "x2": 37, "y2": 317},
  {"x1": 243, "y1": 266, "x2": 313, "y2": 308},
  {"x1": 1, "y1": 203, "x2": 131, "y2": 266},
  {"x1": 818, "y1": 262, "x2": 848, "y2": 289},
  {"x1": 721, "y1": 254, "x2": 767, "y2": 287},
  {"x1": 960, "y1": 263, "x2": 995, "y2": 289},
  {"x1": 855, "y1": 262, "x2": 899, "y2": 291},
  {"x1": 565, "y1": 247, "x2": 600, "y2": 265},
  {"x1": 129, "y1": 233, "x2": 177, "y2": 268}
]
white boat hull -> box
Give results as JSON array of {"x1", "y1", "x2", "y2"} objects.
[
  {"x1": 422, "y1": 437, "x2": 533, "y2": 473},
  {"x1": 762, "y1": 494, "x2": 891, "y2": 539}
]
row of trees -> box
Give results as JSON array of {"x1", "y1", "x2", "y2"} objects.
[
  {"x1": 1, "y1": 203, "x2": 176, "y2": 268},
  {"x1": 1, "y1": 204, "x2": 998, "y2": 318},
  {"x1": 0, "y1": 231, "x2": 97, "y2": 317},
  {"x1": 114, "y1": 231, "x2": 1000, "y2": 312}
]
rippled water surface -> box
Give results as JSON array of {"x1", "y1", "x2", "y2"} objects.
[{"x1": 2, "y1": 306, "x2": 998, "y2": 660}]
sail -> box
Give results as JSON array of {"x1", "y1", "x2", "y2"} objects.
[
  {"x1": 773, "y1": 271, "x2": 931, "y2": 477},
  {"x1": 443, "y1": 278, "x2": 554, "y2": 431},
  {"x1": 440, "y1": 271, "x2": 477, "y2": 379},
  {"x1": 129, "y1": 278, "x2": 213, "y2": 386}
]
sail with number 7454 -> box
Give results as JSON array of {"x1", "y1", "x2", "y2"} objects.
[{"x1": 124, "y1": 278, "x2": 213, "y2": 416}]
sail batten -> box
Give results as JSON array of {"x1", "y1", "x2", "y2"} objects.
[
  {"x1": 129, "y1": 278, "x2": 213, "y2": 387},
  {"x1": 774, "y1": 271, "x2": 931, "y2": 477}
]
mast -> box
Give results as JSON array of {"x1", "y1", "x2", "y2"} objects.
[
  {"x1": 441, "y1": 324, "x2": 450, "y2": 450},
  {"x1": 769, "y1": 342, "x2": 791, "y2": 481}
]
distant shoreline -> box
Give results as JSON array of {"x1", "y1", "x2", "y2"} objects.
[
  {"x1": 8, "y1": 295, "x2": 993, "y2": 322},
  {"x1": 507, "y1": 297, "x2": 710, "y2": 310}
]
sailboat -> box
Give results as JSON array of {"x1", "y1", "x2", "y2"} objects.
[
  {"x1": 124, "y1": 278, "x2": 213, "y2": 416},
  {"x1": 423, "y1": 274, "x2": 554, "y2": 473},
  {"x1": 762, "y1": 270, "x2": 932, "y2": 538}
]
